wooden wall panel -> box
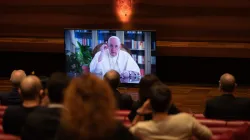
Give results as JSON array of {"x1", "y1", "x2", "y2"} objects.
[
  {"x1": 0, "y1": 0, "x2": 250, "y2": 58},
  {"x1": 1, "y1": 37, "x2": 250, "y2": 58}
]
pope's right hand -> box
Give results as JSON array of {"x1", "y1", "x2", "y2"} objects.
[
  {"x1": 98, "y1": 44, "x2": 108, "y2": 62},
  {"x1": 100, "y1": 44, "x2": 108, "y2": 53}
]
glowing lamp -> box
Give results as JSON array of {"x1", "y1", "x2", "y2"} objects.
[{"x1": 115, "y1": 0, "x2": 133, "y2": 23}]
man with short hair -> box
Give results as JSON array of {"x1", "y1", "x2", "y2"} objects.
[
  {"x1": 3, "y1": 75, "x2": 42, "y2": 136},
  {"x1": 90, "y1": 36, "x2": 140, "y2": 79},
  {"x1": 0, "y1": 70, "x2": 26, "y2": 105},
  {"x1": 204, "y1": 73, "x2": 250, "y2": 120},
  {"x1": 21, "y1": 72, "x2": 70, "y2": 140},
  {"x1": 130, "y1": 84, "x2": 212, "y2": 140},
  {"x1": 104, "y1": 70, "x2": 133, "y2": 110}
]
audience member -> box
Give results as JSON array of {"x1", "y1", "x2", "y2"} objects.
[
  {"x1": 21, "y1": 72, "x2": 70, "y2": 140},
  {"x1": 204, "y1": 73, "x2": 250, "y2": 120},
  {"x1": 55, "y1": 74, "x2": 138, "y2": 140},
  {"x1": 3, "y1": 75, "x2": 42, "y2": 136},
  {"x1": 0, "y1": 70, "x2": 26, "y2": 105},
  {"x1": 128, "y1": 74, "x2": 180, "y2": 123},
  {"x1": 104, "y1": 70, "x2": 133, "y2": 110},
  {"x1": 130, "y1": 84, "x2": 212, "y2": 140}
]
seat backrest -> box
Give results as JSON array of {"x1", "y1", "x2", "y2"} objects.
[
  {"x1": 115, "y1": 110, "x2": 130, "y2": 116},
  {"x1": 0, "y1": 134, "x2": 20, "y2": 140},
  {"x1": 226, "y1": 121, "x2": 250, "y2": 127},
  {"x1": 115, "y1": 110, "x2": 131, "y2": 127},
  {"x1": 231, "y1": 124, "x2": 250, "y2": 140},
  {"x1": 211, "y1": 132, "x2": 234, "y2": 140},
  {"x1": 0, "y1": 106, "x2": 7, "y2": 112},
  {"x1": 209, "y1": 127, "x2": 238, "y2": 135},
  {"x1": 194, "y1": 114, "x2": 205, "y2": 119},
  {"x1": 0, "y1": 111, "x2": 4, "y2": 118},
  {"x1": 198, "y1": 119, "x2": 227, "y2": 127},
  {"x1": 0, "y1": 125, "x2": 3, "y2": 134}
]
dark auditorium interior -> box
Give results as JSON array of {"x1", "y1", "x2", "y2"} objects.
[{"x1": 1, "y1": 0, "x2": 250, "y2": 139}]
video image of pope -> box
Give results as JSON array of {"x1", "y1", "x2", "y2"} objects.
[{"x1": 90, "y1": 36, "x2": 141, "y2": 79}]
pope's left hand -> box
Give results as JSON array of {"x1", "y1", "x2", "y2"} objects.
[{"x1": 121, "y1": 71, "x2": 129, "y2": 78}]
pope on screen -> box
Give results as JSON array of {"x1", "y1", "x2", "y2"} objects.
[{"x1": 90, "y1": 36, "x2": 140, "y2": 78}]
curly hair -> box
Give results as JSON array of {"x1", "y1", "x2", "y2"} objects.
[{"x1": 61, "y1": 74, "x2": 117, "y2": 140}]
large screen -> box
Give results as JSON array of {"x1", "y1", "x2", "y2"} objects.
[{"x1": 64, "y1": 29, "x2": 156, "y2": 84}]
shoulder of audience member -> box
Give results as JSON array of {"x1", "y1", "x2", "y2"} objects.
[
  {"x1": 130, "y1": 119, "x2": 153, "y2": 130},
  {"x1": 235, "y1": 97, "x2": 250, "y2": 103},
  {"x1": 205, "y1": 96, "x2": 220, "y2": 103},
  {"x1": 171, "y1": 112, "x2": 195, "y2": 120},
  {"x1": 3, "y1": 105, "x2": 23, "y2": 118},
  {"x1": 25, "y1": 106, "x2": 61, "y2": 125},
  {"x1": 28, "y1": 106, "x2": 58, "y2": 116}
]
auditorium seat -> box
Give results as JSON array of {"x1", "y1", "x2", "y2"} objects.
[
  {"x1": 0, "y1": 118, "x2": 2, "y2": 124},
  {"x1": 0, "y1": 126, "x2": 3, "y2": 134},
  {"x1": 115, "y1": 110, "x2": 130, "y2": 116},
  {"x1": 124, "y1": 122, "x2": 131, "y2": 128},
  {"x1": 198, "y1": 119, "x2": 226, "y2": 127},
  {"x1": 211, "y1": 132, "x2": 233, "y2": 140},
  {"x1": 226, "y1": 121, "x2": 250, "y2": 127},
  {"x1": 0, "y1": 106, "x2": 7, "y2": 112},
  {"x1": 193, "y1": 114, "x2": 205, "y2": 119},
  {"x1": 115, "y1": 110, "x2": 131, "y2": 127},
  {"x1": 0, "y1": 112, "x2": 4, "y2": 118},
  {"x1": 0, "y1": 134, "x2": 20, "y2": 140},
  {"x1": 115, "y1": 116, "x2": 130, "y2": 122},
  {"x1": 209, "y1": 127, "x2": 239, "y2": 135}
]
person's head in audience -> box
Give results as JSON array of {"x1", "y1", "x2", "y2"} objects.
[
  {"x1": 150, "y1": 83, "x2": 172, "y2": 114},
  {"x1": 47, "y1": 72, "x2": 70, "y2": 104},
  {"x1": 61, "y1": 74, "x2": 116, "y2": 139},
  {"x1": 139, "y1": 74, "x2": 161, "y2": 103},
  {"x1": 104, "y1": 70, "x2": 120, "y2": 90},
  {"x1": 219, "y1": 73, "x2": 236, "y2": 94},
  {"x1": 19, "y1": 75, "x2": 43, "y2": 106},
  {"x1": 10, "y1": 70, "x2": 26, "y2": 89}
]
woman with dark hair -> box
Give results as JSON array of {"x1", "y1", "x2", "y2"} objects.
[
  {"x1": 128, "y1": 74, "x2": 180, "y2": 123},
  {"x1": 55, "y1": 74, "x2": 139, "y2": 140}
]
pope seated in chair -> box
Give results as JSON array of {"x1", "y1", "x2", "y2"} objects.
[{"x1": 90, "y1": 36, "x2": 140, "y2": 79}]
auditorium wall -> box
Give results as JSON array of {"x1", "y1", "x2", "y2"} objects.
[{"x1": 1, "y1": 0, "x2": 250, "y2": 84}]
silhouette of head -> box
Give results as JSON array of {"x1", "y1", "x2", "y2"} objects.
[
  {"x1": 10, "y1": 70, "x2": 26, "y2": 88},
  {"x1": 139, "y1": 74, "x2": 161, "y2": 103},
  {"x1": 20, "y1": 75, "x2": 42, "y2": 101},
  {"x1": 47, "y1": 72, "x2": 70, "y2": 104},
  {"x1": 104, "y1": 70, "x2": 120, "y2": 90},
  {"x1": 150, "y1": 83, "x2": 172, "y2": 113},
  {"x1": 219, "y1": 73, "x2": 236, "y2": 93}
]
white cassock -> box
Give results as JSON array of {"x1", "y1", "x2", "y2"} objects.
[{"x1": 90, "y1": 50, "x2": 140, "y2": 78}]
